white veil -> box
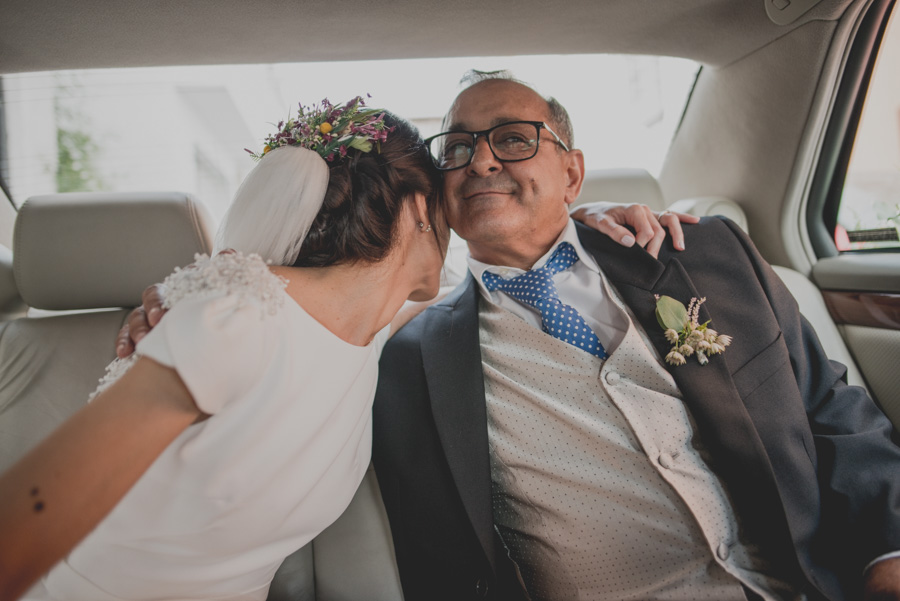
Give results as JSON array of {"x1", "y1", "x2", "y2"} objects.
[{"x1": 215, "y1": 146, "x2": 330, "y2": 265}]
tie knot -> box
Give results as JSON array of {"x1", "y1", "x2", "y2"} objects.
[
  {"x1": 481, "y1": 242, "x2": 579, "y2": 305},
  {"x1": 543, "y1": 241, "x2": 579, "y2": 275},
  {"x1": 479, "y1": 241, "x2": 607, "y2": 359}
]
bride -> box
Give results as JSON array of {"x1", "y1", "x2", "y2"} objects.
[{"x1": 0, "y1": 97, "x2": 687, "y2": 601}]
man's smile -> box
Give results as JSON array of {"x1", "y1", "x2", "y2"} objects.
[{"x1": 459, "y1": 179, "x2": 518, "y2": 202}]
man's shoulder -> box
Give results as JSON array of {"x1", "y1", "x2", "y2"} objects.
[
  {"x1": 682, "y1": 215, "x2": 746, "y2": 246},
  {"x1": 667, "y1": 216, "x2": 757, "y2": 265},
  {"x1": 386, "y1": 277, "x2": 476, "y2": 348}
]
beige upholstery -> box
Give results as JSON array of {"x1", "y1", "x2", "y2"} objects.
[
  {"x1": 1, "y1": 192, "x2": 216, "y2": 471},
  {"x1": 0, "y1": 309, "x2": 135, "y2": 472},
  {"x1": 0, "y1": 244, "x2": 26, "y2": 319},
  {"x1": 575, "y1": 168, "x2": 666, "y2": 210},
  {"x1": 14, "y1": 192, "x2": 215, "y2": 310},
  {"x1": 269, "y1": 466, "x2": 404, "y2": 601}
]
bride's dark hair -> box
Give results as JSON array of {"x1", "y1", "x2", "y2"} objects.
[
  {"x1": 292, "y1": 112, "x2": 444, "y2": 267},
  {"x1": 215, "y1": 111, "x2": 443, "y2": 268}
]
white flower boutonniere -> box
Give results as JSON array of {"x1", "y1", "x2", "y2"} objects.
[{"x1": 655, "y1": 295, "x2": 732, "y2": 366}]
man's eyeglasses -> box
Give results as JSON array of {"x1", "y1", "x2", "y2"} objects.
[{"x1": 424, "y1": 121, "x2": 570, "y2": 171}]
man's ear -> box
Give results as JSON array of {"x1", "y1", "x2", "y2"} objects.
[{"x1": 563, "y1": 149, "x2": 585, "y2": 207}]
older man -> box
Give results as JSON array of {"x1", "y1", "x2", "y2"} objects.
[{"x1": 371, "y1": 74, "x2": 900, "y2": 601}]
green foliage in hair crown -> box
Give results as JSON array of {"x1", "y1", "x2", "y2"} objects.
[{"x1": 246, "y1": 96, "x2": 392, "y2": 162}]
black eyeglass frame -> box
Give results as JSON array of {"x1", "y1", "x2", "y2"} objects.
[{"x1": 424, "y1": 120, "x2": 570, "y2": 171}]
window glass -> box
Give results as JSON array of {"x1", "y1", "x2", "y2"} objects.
[
  {"x1": 0, "y1": 55, "x2": 698, "y2": 221},
  {"x1": 836, "y1": 9, "x2": 900, "y2": 251}
]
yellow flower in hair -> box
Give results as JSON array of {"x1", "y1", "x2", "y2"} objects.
[{"x1": 245, "y1": 96, "x2": 392, "y2": 162}]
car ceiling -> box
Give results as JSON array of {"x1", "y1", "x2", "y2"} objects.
[{"x1": 1, "y1": 0, "x2": 854, "y2": 74}]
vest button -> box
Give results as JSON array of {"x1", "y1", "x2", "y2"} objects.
[
  {"x1": 604, "y1": 371, "x2": 620, "y2": 385},
  {"x1": 475, "y1": 577, "x2": 489, "y2": 597},
  {"x1": 717, "y1": 541, "x2": 731, "y2": 560},
  {"x1": 658, "y1": 452, "x2": 674, "y2": 469}
]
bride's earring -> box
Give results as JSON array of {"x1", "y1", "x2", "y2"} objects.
[{"x1": 418, "y1": 222, "x2": 432, "y2": 233}]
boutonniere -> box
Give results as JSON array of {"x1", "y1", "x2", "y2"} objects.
[{"x1": 655, "y1": 295, "x2": 732, "y2": 366}]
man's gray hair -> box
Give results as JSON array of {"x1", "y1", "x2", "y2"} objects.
[{"x1": 458, "y1": 69, "x2": 574, "y2": 148}]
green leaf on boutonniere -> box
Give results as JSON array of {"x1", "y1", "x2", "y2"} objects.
[
  {"x1": 655, "y1": 295, "x2": 688, "y2": 331},
  {"x1": 656, "y1": 295, "x2": 733, "y2": 367}
]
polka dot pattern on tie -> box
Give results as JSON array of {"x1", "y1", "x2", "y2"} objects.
[{"x1": 482, "y1": 242, "x2": 608, "y2": 359}]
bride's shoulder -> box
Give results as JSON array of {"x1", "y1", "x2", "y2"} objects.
[{"x1": 161, "y1": 252, "x2": 287, "y2": 316}]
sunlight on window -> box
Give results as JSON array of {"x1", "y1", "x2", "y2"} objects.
[
  {"x1": 1, "y1": 55, "x2": 698, "y2": 221},
  {"x1": 836, "y1": 10, "x2": 900, "y2": 251}
]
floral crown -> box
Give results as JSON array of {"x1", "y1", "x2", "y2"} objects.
[{"x1": 246, "y1": 96, "x2": 393, "y2": 162}]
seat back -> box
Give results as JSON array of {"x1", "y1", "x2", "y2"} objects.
[
  {"x1": 1, "y1": 191, "x2": 215, "y2": 471},
  {"x1": 575, "y1": 168, "x2": 666, "y2": 210},
  {"x1": 268, "y1": 466, "x2": 404, "y2": 601},
  {"x1": 0, "y1": 244, "x2": 26, "y2": 321}
]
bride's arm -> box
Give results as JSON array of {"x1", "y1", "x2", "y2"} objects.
[{"x1": 0, "y1": 358, "x2": 203, "y2": 600}]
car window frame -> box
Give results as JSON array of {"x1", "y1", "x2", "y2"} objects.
[{"x1": 806, "y1": 0, "x2": 898, "y2": 258}]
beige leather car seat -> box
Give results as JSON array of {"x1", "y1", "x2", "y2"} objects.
[
  {"x1": 0, "y1": 192, "x2": 216, "y2": 472},
  {"x1": 576, "y1": 168, "x2": 667, "y2": 211},
  {"x1": 0, "y1": 244, "x2": 26, "y2": 321}
]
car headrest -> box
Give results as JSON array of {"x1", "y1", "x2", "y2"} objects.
[
  {"x1": 574, "y1": 168, "x2": 666, "y2": 211},
  {"x1": 13, "y1": 192, "x2": 216, "y2": 311},
  {"x1": 0, "y1": 244, "x2": 26, "y2": 317}
]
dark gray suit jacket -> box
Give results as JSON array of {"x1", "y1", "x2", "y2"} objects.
[{"x1": 372, "y1": 217, "x2": 900, "y2": 601}]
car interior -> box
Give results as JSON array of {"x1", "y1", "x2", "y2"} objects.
[{"x1": 0, "y1": 0, "x2": 898, "y2": 599}]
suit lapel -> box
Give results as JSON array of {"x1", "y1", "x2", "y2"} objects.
[
  {"x1": 578, "y1": 222, "x2": 747, "y2": 420},
  {"x1": 420, "y1": 273, "x2": 497, "y2": 570},
  {"x1": 577, "y1": 224, "x2": 793, "y2": 555}
]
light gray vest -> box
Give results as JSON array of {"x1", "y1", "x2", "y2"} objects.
[{"x1": 478, "y1": 287, "x2": 800, "y2": 601}]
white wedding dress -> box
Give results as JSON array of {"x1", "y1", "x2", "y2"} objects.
[{"x1": 25, "y1": 253, "x2": 389, "y2": 601}]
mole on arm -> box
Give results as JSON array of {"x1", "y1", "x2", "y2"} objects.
[{"x1": 31, "y1": 486, "x2": 44, "y2": 512}]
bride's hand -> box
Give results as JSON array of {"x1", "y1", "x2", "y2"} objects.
[
  {"x1": 116, "y1": 284, "x2": 168, "y2": 358},
  {"x1": 570, "y1": 202, "x2": 699, "y2": 259}
]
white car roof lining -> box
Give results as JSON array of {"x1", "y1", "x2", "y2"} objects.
[{"x1": 0, "y1": 0, "x2": 855, "y2": 74}]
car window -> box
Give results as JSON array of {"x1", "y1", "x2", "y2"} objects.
[
  {"x1": 0, "y1": 55, "x2": 698, "y2": 222},
  {"x1": 835, "y1": 9, "x2": 900, "y2": 251}
]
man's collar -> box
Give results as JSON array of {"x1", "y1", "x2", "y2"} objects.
[{"x1": 466, "y1": 219, "x2": 600, "y2": 298}]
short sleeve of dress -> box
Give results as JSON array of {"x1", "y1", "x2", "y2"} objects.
[
  {"x1": 137, "y1": 296, "x2": 277, "y2": 415},
  {"x1": 133, "y1": 253, "x2": 287, "y2": 416}
]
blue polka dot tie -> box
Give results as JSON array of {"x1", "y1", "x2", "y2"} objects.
[{"x1": 482, "y1": 242, "x2": 608, "y2": 359}]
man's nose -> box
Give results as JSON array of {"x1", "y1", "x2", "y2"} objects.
[{"x1": 466, "y1": 136, "x2": 501, "y2": 176}]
